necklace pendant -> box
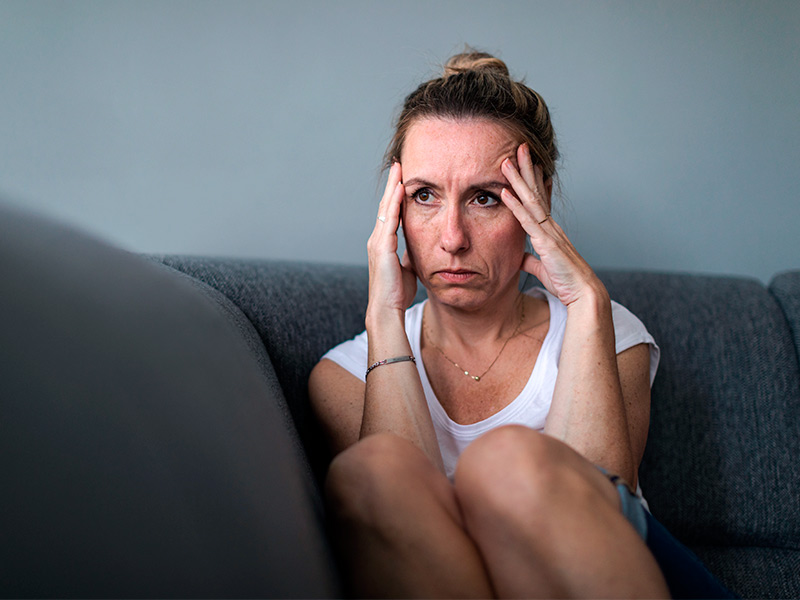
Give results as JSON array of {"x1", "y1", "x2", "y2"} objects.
[{"x1": 472, "y1": 375, "x2": 481, "y2": 381}]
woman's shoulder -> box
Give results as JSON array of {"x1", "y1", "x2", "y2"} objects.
[
  {"x1": 608, "y1": 300, "x2": 657, "y2": 351},
  {"x1": 524, "y1": 286, "x2": 654, "y2": 344},
  {"x1": 608, "y1": 298, "x2": 660, "y2": 386},
  {"x1": 525, "y1": 286, "x2": 659, "y2": 377},
  {"x1": 320, "y1": 328, "x2": 369, "y2": 382}
]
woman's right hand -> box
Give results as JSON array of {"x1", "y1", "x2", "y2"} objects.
[{"x1": 366, "y1": 162, "x2": 417, "y2": 317}]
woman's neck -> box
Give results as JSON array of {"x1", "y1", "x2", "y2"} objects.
[{"x1": 423, "y1": 282, "x2": 524, "y2": 350}]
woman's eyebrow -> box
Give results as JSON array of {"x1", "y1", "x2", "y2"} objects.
[
  {"x1": 467, "y1": 181, "x2": 507, "y2": 192},
  {"x1": 402, "y1": 178, "x2": 507, "y2": 191},
  {"x1": 402, "y1": 177, "x2": 438, "y2": 189}
]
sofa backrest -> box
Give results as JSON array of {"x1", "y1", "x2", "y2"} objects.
[
  {"x1": 771, "y1": 271, "x2": 800, "y2": 359},
  {"x1": 162, "y1": 257, "x2": 800, "y2": 556},
  {"x1": 601, "y1": 271, "x2": 800, "y2": 551}
]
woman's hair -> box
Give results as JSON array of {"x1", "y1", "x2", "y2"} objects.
[{"x1": 385, "y1": 48, "x2": 559, "y2": 184}]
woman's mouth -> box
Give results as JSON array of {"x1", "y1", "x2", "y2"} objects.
[{"x1": 436, "y1": 270, "x2": 478, "y2": 283}]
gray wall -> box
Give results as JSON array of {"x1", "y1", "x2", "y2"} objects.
[{"x1": 2, "y1": 0, "x2": 798, "y2": 282}]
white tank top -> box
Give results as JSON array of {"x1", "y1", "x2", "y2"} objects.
[{"x1": 322, "y1": 287, "x2": 659, "y2": 481}]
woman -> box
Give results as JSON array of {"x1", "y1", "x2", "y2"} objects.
[{"x1": 310, "y1": 50, "x2": 730, "y2": 599}]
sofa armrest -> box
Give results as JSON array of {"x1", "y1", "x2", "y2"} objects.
[{"x1": 0, "y1": 202, "x2": 340, "y2": 597}]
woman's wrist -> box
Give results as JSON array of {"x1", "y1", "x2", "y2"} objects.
[
  {"x1": 566, "y1": 280, "x2": 610, "y2": 312},
  {"x1": 365, "y1": 304, "x2": 406, "y2": 332},
  {"x1": 366, "y1": 307, "x2": 411, "y2": 352},
  {"x1": 564, "y1": 283, "x2": 613, "y2": 337}
]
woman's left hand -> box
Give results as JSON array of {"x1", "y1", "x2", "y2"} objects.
[{"x1": 500, "y1": 144, "x2": 604, "y2": 307}]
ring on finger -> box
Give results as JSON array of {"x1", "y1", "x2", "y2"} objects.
[
  {"x1": 537, "y1": 213, "x2": 551, "y2": 225},
  {"x1": 378, "y1": 216, "x2": 386, "y2": 223}
]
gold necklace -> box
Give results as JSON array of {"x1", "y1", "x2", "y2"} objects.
[{"x1": 424, "y1": 295, "x2": 525, "y2": 382}]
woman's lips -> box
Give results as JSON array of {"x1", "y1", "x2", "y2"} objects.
[{"x1": 436, "y1": 270, "x2": 478, "y2": 283}]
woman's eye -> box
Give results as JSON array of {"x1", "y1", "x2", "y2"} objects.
[
  {"x1": 474, "y1": 193, "x2": 499, "y2": 207},
  {"x1": 413, "y1": 189, "x2": 433, "y2": 203}
]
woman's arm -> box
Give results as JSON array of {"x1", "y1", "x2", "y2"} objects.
[
  {"x1": 545, "y1": 289, "x2": 650, "y2": 485},
  {"x1": 308, "y1": 359, "x2": 365, "y2": 454},
  {"x1": 310, "y1": 162, "x2": 443, "y2": 470},
  {"x1": 500, "y1": 144, "x2": 650, "y2": 483}
]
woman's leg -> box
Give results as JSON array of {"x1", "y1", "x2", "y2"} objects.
[
  {"x1": 325, "y1": 433, "x2": 493, "y2": 598},
  {"x1": 455, "y1": 425, "x2": 669, "y2": 599}
]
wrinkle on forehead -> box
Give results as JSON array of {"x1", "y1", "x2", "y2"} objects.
[{"x1": 401, "y1": 117, "x2": 519, "y2": 183}]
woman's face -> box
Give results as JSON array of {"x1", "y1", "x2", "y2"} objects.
[{"x1": 400, "y1": 117, "x2": 528, "y2": 310}]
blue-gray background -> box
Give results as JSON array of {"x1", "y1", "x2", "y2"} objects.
[{"x1": 2, "y1": 0, "x2": 798, "y2": 282}]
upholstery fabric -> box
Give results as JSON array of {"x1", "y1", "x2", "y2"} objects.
[
  {"x1": 601, "y1": 271, "x2": 800, "y2": 596},
  {"x1": 158, "y1": 260, "x2": 800, "y2": 547},
  {"x1": 155, "y1": 256, "x2": 370, "y2": 479},
  {"x1": 0, "y1": 204, "x2": 339, "y2": 598},
  {"x1": 601, "y1": 272, "x2": 800, "y2": 545},
  {"x1": 155, "y1": 259, "x2": 800, "y2": 598},
  {"x1": 770, "y1": 270, "x2": 800, "y2": 358},
  {"x1": 693, "y1": 544, "x2": 800, "y2": 599}
]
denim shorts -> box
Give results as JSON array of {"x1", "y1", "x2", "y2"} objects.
[
  {"x1": 605, "y1": 472, "x2": 649, "y2": 539},
  {"x1": 602, "y1": 470, "x2": 738, "y2": 599}
]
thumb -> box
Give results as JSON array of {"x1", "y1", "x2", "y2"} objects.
[
  {"x1": 401, "y1": 249, "x2": 417, "y2": 276},
  {"x1": 521, "y1": 252, "x2": 543, "y2": 278},
  {"x1": 401, "y1": 250, "x2": 418, "y2": 307}
]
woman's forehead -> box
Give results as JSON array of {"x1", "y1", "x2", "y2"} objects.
[{"x1": 401, "y1": 117, "x2": 518, "y2": 176}]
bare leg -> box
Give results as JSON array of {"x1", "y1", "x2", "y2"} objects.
[
  {"x1": 325, "y1": 433, "x2": 494, "y2": 598},
  {"x1": 455, "y1": 426, "x2": 669, "y2": 599}
]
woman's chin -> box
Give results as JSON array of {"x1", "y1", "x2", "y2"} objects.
[
  {"x1": 422, "y1": 273, "x2": 521, "y2": 311},
  {"x1": 424, "y1": 285, "x2": 492, "y2": 311}
]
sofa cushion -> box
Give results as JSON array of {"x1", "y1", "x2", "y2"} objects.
[
  {"x1": 693, "y1": 544, "x2": 800, "y2": 599},
  {"x1": 0, "y1": 203, "x2": 339, "y2": 597},
  {"x1": 600, "y1": 271, "x2": 800, "y2": 552}
]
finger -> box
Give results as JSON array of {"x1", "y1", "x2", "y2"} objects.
[
  {"x1": 369, "y1": 164, "x2": 404, "y2": 258},
  {"x1": 500, "y1": 187, "x2": 544, "y2": 235},
  {"x1": 377, "y1": 162, "x2": 402, "y2": 221},
  {"x1": 500, "y1": 180, "x2": 554, "y2": 229},
  {"x1": 372, "y1": 180, "x2": 405, "y2": 255},
  {"x1": 517, "y1": 143, "x2": 536, "y2": 190},
  {"x1": 532, "y1": 163, "x2": 553, "y2": 215},
  {"x1": 501, "y1": 157, "x2": 549, "y2": 223},
  {"x1": 373, "y1": 163, "x2": 403, "y2": 237},
  {"x1": 383, "y1": 178, "x2": 405, "y2": 232},
  {"x1": 515, "y1": 144, "x2": 550, "y2": 210}
]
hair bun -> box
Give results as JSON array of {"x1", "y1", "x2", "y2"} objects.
[{"x1": 443, "y1": 50, "x2": 510, "y2": 78}]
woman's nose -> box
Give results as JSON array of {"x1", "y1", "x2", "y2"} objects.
[{"x1": 439, "y1": 205, "x2": 469, "y2": 254}]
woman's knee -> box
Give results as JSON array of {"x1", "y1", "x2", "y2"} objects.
[
  {"x1": 326, "y1": 433, "x2": 448, "y2": 523},
  {"x1": 455, "y1": 426, "x2": 598, "y2": 517},
  {"x1": 457, "y1": 426, "x2": 561, "y2": 484}
]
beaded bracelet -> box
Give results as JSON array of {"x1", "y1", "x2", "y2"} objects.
[{"x1": 365, "y1": 355, "x2": 416, "y2": 378}]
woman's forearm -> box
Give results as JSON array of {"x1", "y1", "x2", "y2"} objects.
[
  {"x1": 544, "y1": 287, "x2": 635, "y2": 482},
  {"x1": 362, "y1": 308, "x2": 444, "y2": 472}
]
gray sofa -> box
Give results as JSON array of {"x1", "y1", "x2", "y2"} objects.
[{"x1": 2, "y1": 200, "x2": 799, "y2": 599}]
